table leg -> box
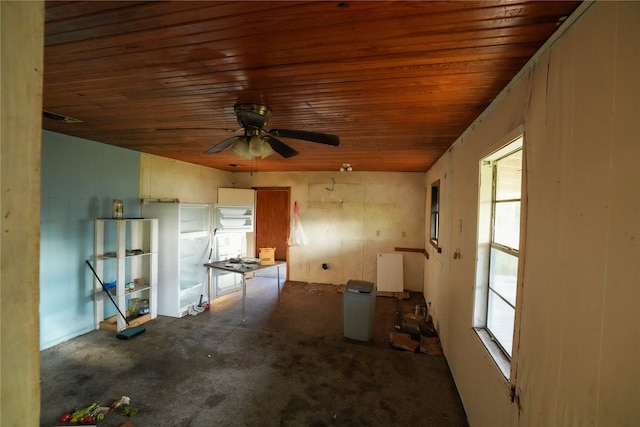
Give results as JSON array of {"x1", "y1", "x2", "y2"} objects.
[
  {"x1": 277, "y1": 265, "x2": 280, "y2": 300},
  {"x1": 207, "y1": 267, "x2": 212, "y2": 304},
  {"x1": 242, "y1": 273, "x2": 246, "y2": 323}
]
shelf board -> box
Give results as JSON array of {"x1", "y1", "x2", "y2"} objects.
[
  {"x1": 179, "y1": 282, "x2": 204, "y2": 295},
  {"x1": 98, "y1": 313, "x2": 152, "y2": 332},
  {"x1": 180, "y1": 230, "x2": 210, "y2": 239},
  {"x1": 98, "y1": 285, "x2": 151, "y2": 298},
  {"x1": 95, "y1": 251, "x2": 157, "y2": 260}
]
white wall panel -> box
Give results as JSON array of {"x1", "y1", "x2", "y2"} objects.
[
  {"x1": 596, "y1": 3, "x2": 640, "y2": 425},
  {"x1": 234, "y1": 171, "x2": 426, "y2": 290},
  {"x1": 423, "y1": 2, "x2": 639, "y2": 425}
]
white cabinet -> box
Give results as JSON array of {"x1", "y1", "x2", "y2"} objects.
[
  {"x1": 214, "y1": 204, "x2": 254, "y2": 232},
  {"x1": 141, "y1": 202, "x2": 212, "y2": 317},
  {"x1": 93, "y1": 219, "x2": 158, "y2": 332}
]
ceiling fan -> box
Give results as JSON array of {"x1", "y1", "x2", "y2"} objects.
[{"x1": 204, "y1": 104, "x2": 340, "y2": 159}]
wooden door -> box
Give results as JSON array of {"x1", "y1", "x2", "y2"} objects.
[{"x1": 255, "y1": 187, "x2": 290, "y2": 262}]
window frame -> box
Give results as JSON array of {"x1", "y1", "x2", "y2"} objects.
[
  {"x1": 473, "y1": 131, "x2": 525, "y2": 381},
  {"x1": 429, "y1": 179, "x2": 442, "y2": 253}
]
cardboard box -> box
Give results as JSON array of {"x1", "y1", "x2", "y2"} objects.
[
  {"x1": 389, "y1": 332, "x2": 419, "y2": 352},
  {"x1": 259, "y1": 247, "x2": 276, "y2": 265}
]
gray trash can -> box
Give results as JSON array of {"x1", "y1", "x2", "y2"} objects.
[{"x1": 343, "y1": 280, "x2": 376, "y2": 341}]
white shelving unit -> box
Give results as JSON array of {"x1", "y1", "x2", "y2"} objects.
[
  {"x1": 93, "y1": 218, "x2": 158, "y2": 332},
  {"x1": 141, "y1": 202, "x2": 212, "y2": 318}
]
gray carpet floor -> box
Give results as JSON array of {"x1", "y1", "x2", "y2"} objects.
[{"x1": 40, "y1": 277, "x2": 468, "y2": 427}]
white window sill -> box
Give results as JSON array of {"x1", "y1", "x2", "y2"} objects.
[{"x1": 474, "y1": 328, "x2": 511, "y2": 380}]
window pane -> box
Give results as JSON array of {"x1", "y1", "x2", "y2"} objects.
[
  {"x1": 431, "y1": 212, "x2": 439, "y2": 241},
  {"x1": 431, "y1": 185, "x2": 439, "y2": 213},
  {"x1": 489, "y1": 248, "x2": 517, "y2": 306},
  {"x1": 495, "y1": 150, "x2": 522, "y2": 200},
  {"x1": 430, "y1": 182, "x2": 440, "y2": 242},
  {"x1": 493, "y1": 201, "x2": 520, "y2": 249},
  {"x1": 487, "y1": 290, "x2": 515, "y2": 357}
]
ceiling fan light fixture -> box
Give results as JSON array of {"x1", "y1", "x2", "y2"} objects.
[
  {"x1": 340, "y1": 163, "x2": 352, "y2": 172},
  {"x1": 249, "y1": 135, "x2": 274, "y2": 158},
  {"x1": 230, "y1": 138, "x2": 251, "y2": 160},
  {"x1": 230, "y1": 136, "x2": 274, "y2": 160}
]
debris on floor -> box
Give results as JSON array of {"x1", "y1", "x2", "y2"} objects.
[
  {"x1": 420, "y1": 336, "x2": 444, "y2": 356},
  {"x1": 389, "y1": 300, "x2": 443, "y2": 355},
  {"x1": 336, "y1": 285, "x2": 409, "y2": 300},
  {"x1": 57, "y1": 396, "x2": 136, "y2": 425},
  {"x1": 401, "y1": 313, "x2": 423, "y2": 338},
  {"x1": 401, "y1": 312, "x2": 438, "y2": 338},
  {"x1": 122, "y1": 406, "x2": 139, "y2": 417},
  {"x1": 376, "y1": 291, "x2": 410, "y2": 300},
  {"x1": 305, "y1": 282, "x2": 341, "y2": 295},
  {"x1": 111, "y1": 396, "x2": 130, "y2": 410},
  {"x1": 389, "y1": 332, "x2": 420, "y2": 352},
  {"x1": 59, "y1": 402, "x2": 107, "y2": 424}
]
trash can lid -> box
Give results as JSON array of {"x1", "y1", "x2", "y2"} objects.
[{"x1": 345, "y1": 280, "x2": 375, "y2": 294}]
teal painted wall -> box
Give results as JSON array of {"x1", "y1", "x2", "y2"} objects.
[{"x1": 40, "y1": 130, "x2": 140, "y2": 350}]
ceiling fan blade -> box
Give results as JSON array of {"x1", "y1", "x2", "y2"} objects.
[
  {"x1": 263, "y1": 135, "x2": 299, "y2": 158},
  {"x1": 156, "y1": 127, "x2": 242, "y2": 133},
  {"x1": 204, "y1": 135, "x2": 243, "y2": 154},
  {"x1": 268, "y1": 129, "x2": 340, "y2": 146}
]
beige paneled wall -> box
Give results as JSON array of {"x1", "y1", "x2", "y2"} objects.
[
  {"x1": 422, "y1": 152, "x2": 452, "y2": 351},
  {"x1": 140, "y1": 153, "x2": 234, "y2": 202},
  {"x1": 1, "y1": 2, "x2": 44, "y2": 425},
  {"x1": 138, "y1": 159, "x2": 425, "y2": 289},
  {"x1": 424, "y1": 2, "x2": 639, "y2": 426},
  {"x1": 233, "y1": 171, "x2": 426, "y2": 290}
]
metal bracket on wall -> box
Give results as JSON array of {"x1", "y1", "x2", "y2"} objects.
[
  {"x1": 141, "y1": 198, "x2": 180, "y2": 204},
  {"x1": 394, "y1": 247, "x2": 429, "y2": 260}
]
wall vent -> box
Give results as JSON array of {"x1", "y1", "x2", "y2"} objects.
[{"x1": 42, "y1": 110, "x2": 83, "y2": 123}]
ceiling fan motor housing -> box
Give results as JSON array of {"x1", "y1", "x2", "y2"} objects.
[{"x1": 235, "y1": 104, "x2": 271, "y2": 130}]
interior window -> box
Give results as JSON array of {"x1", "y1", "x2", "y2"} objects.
[
  {"x1": 430, "y1": 180, "x2": 441, "y2": 252},
  {"x1": 474, "y1": 135, "x2": 523, "y2": 376}
]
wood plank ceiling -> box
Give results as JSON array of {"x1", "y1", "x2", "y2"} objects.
[{"x1": 43, "y1": 1, "x2": 581, "y2": 172}]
